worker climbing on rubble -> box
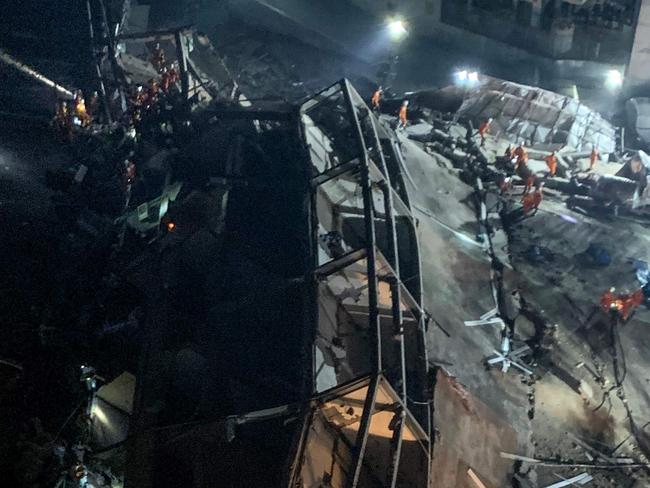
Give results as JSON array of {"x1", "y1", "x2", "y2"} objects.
[
  {"x1": 600, "y1": 288, "x2": 617, "y2": 315},
  {"x1": 514, "y1": 142, "x2": 528, "y2": 170},
  {"x1": 129, "y1": 85, "x2": 147, "y2": 126},
  {"x1": 398, "y1": 100, "x2": 408, "y2": 130},
  {"x1": 545, "y1": 151, "x2": 558, "y2": 176},
  {"x1": 600, "y1": 287, "x2": 645, "y2": 321},
  {"x1": 371, "y1": 86, "x2": 383, "y2": 111},
  {"x1": 161, "y1": 64, "x2": 179, "y2": 93},
  {"x1": 144, "y1": 78, "x2": 160, "y2": 109},
  {"x1": 151, "y1": 42, "x2": 165, "y2": 73},
  {"x1": 131, "y1": 85, "x2": 146, "y2": 107},
  {"x1": 477, "y1": 117, "x2": 493, "y2": 147},
  {"x1": 86, "y1": 91, "x2": 99, "y2": 121},
  {"x1": 521, "y1": 181, "x2": 543, "y2": 215},
  {"x1": 53, "y1": 100, "x2": 72, "y2": 140},
  {"x1": 590, "y1": 146, "x2": 599, "y2": 171},
  {"x1": 73, "y1": 90, "x2": 91, "y2": 127}
]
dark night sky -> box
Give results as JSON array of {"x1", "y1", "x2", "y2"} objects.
[{"x1": 1, "y1": 0, "x2": 89, "y2": 59}]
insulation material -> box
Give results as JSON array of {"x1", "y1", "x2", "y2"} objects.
[{"x1": 458, "y1": 76, "x2": 616, "y2": 155}]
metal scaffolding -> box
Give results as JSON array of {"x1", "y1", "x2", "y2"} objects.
[{"x1": 293, "y1": 79, "x2": 432, "y2": 487}]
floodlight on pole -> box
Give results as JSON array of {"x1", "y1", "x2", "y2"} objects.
[{"x1": 456, "y1": 70, "x2": 468, "y2": 81}]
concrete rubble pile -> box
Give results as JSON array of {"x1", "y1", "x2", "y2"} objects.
[
  {"x1": 406, "y1": 77, "x2": 650, "y2": 219},
  {"x1": 456, "y1": 76, "x2": 617, "y2": 154}
]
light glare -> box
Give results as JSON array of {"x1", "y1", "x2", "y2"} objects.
[
  {"x1": 455, "y1": 70, "x2": 479, "y2": 86},
  {"x1": 387, "y1": 19, "x2": 407, "y2": 39},
  {"x1": 605, "y1": 69, "x2": 623, "y2": 89}
]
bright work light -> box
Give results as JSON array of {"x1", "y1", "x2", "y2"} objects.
[{"x1": 387, "y1": 19, "x2": 408, "y2": 40}]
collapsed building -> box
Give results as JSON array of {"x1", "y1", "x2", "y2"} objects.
[
  {"x1": 6, "y1": 0, "x2": 650, "y2": 486},
  {"x1": 123, "y1": 78, "x2": 433, "y2": 487},
  {"x1": 410, "y1": 76, "x2": 650, "y2": 218},
  {"x1": 390, "y1": 76, "x2": 650, "y2": 487},
  {"x1": 454, "y1": 76, "x2": 617, "y2": 155}
]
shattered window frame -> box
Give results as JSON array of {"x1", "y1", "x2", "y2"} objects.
[{"x1": 292, "y1": 374, "x2": 431, "y2": 488}]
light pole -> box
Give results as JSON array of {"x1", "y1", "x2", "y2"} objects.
[
  {"x1": 382, "y1": 18, "x2": 408, "y2": 88},
  {"x1": 452, "y1": 69, "x2": 480, "y2": 125}
]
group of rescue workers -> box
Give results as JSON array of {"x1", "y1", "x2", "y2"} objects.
[
  {"x1": 371, "y1": 82, "x2": 646, "y2": 337},
  {"x1": 472, "y1": 117, "x2": 645, "y2": 322},
  {"x1": 129, "y1": 43, "x2": 179, "y2": 126},
  {"x1": 496, "y1": 127, "x2": 599, "y2": 216},
  {"x1": 371, "y1": 86, "x2": 409, "y2": 130},
  {"x1": 369, "y1": 90, "x2": 601, "y2": 219},
  {"x1": 51, "y1": 42, "x2": 181, "y2": 216},
  {"x1": 53, "y1": 42, "x2": 179, "y2": 142},
  {"x1": 476, "y1": 118, "x2": 644, "y2": 323},
  {"x1": 53, "y1": 90, "x2": 99, "y2": 140}
]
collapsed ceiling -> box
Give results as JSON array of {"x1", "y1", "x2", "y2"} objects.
[{"x1": 457, "y1": 76, "x2": 617, "y2": 154}]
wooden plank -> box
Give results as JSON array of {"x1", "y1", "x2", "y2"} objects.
[{"x1": 467, "y1": 468, "x2": 488, "y2": 488}]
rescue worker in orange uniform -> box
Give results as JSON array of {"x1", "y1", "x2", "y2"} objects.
[
  {"x1": 371, "y1": 86, "x2": 383, "y2": 111},
  {"x1": 514, "y1": 143, "x2": 528, "y2": 170},
  {"x1": 161, "y1": 65, "x2": 179, "y2": 93},
  {"x1": 151, "y1": 42, "x2": 165, "y2": 73},
  {"x1": 545, "y1": 151, "x2": 558, "y2": 177},
  {"x1": 521, "y1": 182, "x2": 543, "y2": 214},
  {"x1": 477, "y1": 118, "x2": 492, "y2": 146},
  {"x1": 621, "y1": 289, "x2": 645, "y2": 320},
  {"x1": 600, "y1": 288, "x2": 617, "y2": 314},
  {"x1": 73, "y1": 90, "x2": 91, "y2": 127},
  {"x1": 398, "y1": 100, "x2": 408, "y2": 130},
  {"x1": 600, "y1": 288, "x2": 645, "y2": 321},
  {"x1": 590, "y1": 146, "x2": 599, "y2": 171},
  {"x1": 128, "y1": 85, "x2": 146, "y2": 126}
]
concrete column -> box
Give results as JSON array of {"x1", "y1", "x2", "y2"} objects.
[{"x1": 627, "y1": 0, "x2": 650, "y2": 87}]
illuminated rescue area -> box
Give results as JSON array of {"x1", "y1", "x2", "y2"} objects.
[{"x1": 7, "y1": 1, "x2": 650, "y2": 487}]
